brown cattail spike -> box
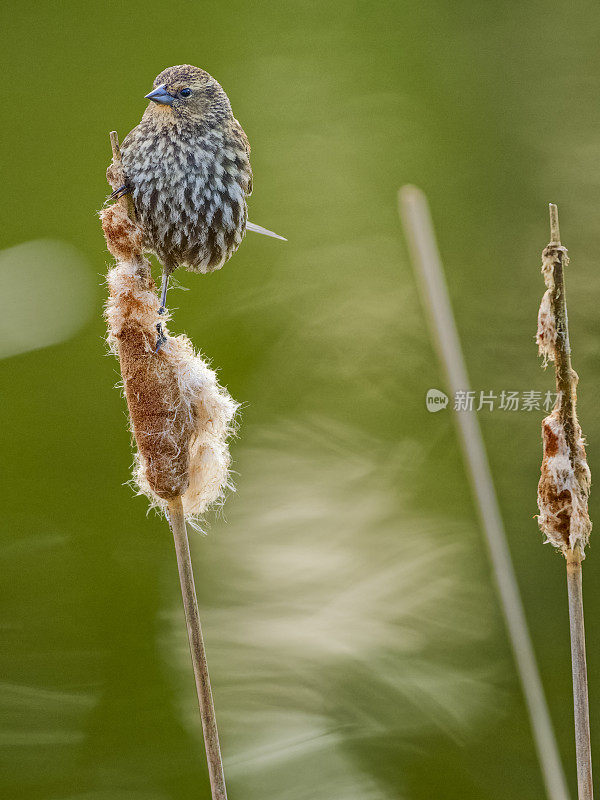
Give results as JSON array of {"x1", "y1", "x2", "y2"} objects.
[{"x1": 536, "y1": 205, "x2": 591, "y2": 556}]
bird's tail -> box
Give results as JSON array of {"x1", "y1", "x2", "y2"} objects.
[{"x1": 246, "y1": 221, "x2": 287, "y2": 241}]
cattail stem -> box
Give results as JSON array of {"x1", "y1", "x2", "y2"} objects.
[
  {"x1": 566, "y1": 546, "x2": 593, "y2": 800},
  {"x1": 167, "y1": 496, "x2": 228, "y2": 800},
  {"x1": 548, "y1": 204, "x2": 578, "y2": 468},
  {"x1": 536, "y1": 204, "x2": 593, "y2": 799},
  {"x1": 109, "y1": 130, "x2": 137, "y2": 222}
]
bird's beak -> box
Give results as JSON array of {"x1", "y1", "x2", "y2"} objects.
[{"x1": 145, "y1": 84, "x2": 175, "y2": 106}]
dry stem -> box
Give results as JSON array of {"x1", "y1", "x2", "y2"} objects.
[
  {"x1": 567, "y1": 547, "x2": 593, "y2": 800},
  {"x1": 109, "y1": 131, "x2": 137, "y2": 222},
  {"x1": 167, "y1": 497, "x2": 228, "y2": 800},
  {"x1": 549, "y1": 207, "x2": 578, "y2": 466}
]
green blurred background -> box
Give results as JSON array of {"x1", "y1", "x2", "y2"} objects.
[{"x1": 2, "y1": 1, "x2": 600, "y2": 798}]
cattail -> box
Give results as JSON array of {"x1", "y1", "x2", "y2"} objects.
[
  {"x1": 536, "y1": 204, "x2": 593, "y2": 800},
  {"x1": 100, "y1": 131, "x2": 237, "y2": 800},
  {"x1": 536, "y1": 248, "x2": 558, "y2": 367},
  {"x1": 536, "y1": 223, "x2": 591, "y2": 555},
  {"x1": 537, "y1": 410, "x2": 591, "y2": 553},
  {"x1": 101, "y1": 201, "x2": 238, "y2": 525}
]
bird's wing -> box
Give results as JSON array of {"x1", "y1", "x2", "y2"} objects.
[{"x1": 246, "y1": 221, "x2": 287, "y2": 241}]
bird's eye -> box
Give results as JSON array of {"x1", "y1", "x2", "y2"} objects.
[{"x1": 180, "y1": 88, "x2": 192, "y2": 98}]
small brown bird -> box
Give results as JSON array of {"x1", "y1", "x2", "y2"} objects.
[{"x1": 110, "y1": 64, "x2": 284, "y2": 344}]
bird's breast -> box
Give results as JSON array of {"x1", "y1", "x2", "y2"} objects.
[{"x1": 122, "y1": 130, "x2": 250, "y2": 273}]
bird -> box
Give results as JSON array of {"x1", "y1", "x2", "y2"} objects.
[{"x1": 108, "y1": 64, "x2": 285, "y2": 347}]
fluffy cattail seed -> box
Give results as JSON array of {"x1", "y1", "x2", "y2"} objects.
[
  {"x1": 535, "y1": 216, "x2": 591, "y2": 556},
  {"x1": 538, "y1": 409, "x2": 591, "y2": 553},
  {"x1": 101, "y1": 202, "x2": 238, "y2": 525},
  {"x1": 536, "y1": 243, "x2": 566, "y2": 363}
]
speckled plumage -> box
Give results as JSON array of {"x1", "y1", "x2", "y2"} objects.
[{"x1": 116, "y1": 65, "x2": 253, "y2": 274}]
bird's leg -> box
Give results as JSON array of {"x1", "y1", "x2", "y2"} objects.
[
  {"x1": 154, "y1": 267, "x2": 170, "y2": 353},
  {"x1": 159, "y1": 269, "x2": 170, "y2": 313}
]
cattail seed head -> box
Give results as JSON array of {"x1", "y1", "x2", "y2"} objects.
[
  {"x1": 535, "y1": 223, "x2": 591, "y2": 556},
  {"x1": 536, "y1": 244, "x2": 567, "y2": 363},
  {"x1": 537, "y1": 410, "x2": 591, "y2": 554},
  {"x1": 101, "y1": 203, "x2": 238, "y2": 525},
  {"x1": 537, "y1": 289, "x2": 556, "y2": 364}
]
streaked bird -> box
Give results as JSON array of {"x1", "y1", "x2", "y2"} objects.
[{"x1": 108, "y1": 64, "x2": 285, "y2": 345}]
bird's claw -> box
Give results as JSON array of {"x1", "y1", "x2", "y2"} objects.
[
  {"x1": 154, "y1": 322, "x2": 167, "y2": 353},
  {"x1": 110, "y1": 184, "x2": 132, "y2": 200},
  {"x1": 154, "y1": 299, "x2": 169, "y2": 352}
]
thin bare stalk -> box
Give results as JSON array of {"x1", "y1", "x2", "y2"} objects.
[
  {"x1": 398, "y1": 185, "x2": 570, "y2": 800},
  {"x1": 567, "y1": 547, "x2": 593, "y2": 800},
  {"x1": 544, "y1": 204, "x2": 593, "y2": 800},
  {"x1": 549, "y1": 205, "x2": 578, "y2": 458},
  {"x1": 109, "y1": 131, "x2": 137, "y2": 222},
  {"x1": 167, "y1": 496, "x2": 228, "y2": 800}
]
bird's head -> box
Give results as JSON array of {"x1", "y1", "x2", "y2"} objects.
[{"x1": 144, "y1": 65, "x2": 232, "y2": 124}]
